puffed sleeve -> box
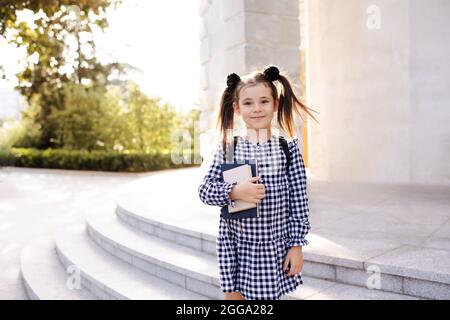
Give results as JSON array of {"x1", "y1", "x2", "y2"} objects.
[
  {"x1": 198, "y1": 142, "x2": 237, "y2": 207},
  {"x1": 286, "y1": 138, "x2": 311, "y2": 247}
]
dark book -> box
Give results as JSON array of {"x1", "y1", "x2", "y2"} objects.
[{"x1": 220, "y1": 159, "x2": 260, "y2": 219}]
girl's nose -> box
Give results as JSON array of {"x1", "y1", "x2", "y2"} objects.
[{"x1": 253, "y1": 105, "x2": 263, "y2": 113}]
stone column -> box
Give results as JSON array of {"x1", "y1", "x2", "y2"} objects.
[
  {"x1": 198, "y1": 0, "x2": 303, "y2": 167},
  {"x1": 306, "y1": 0, "x2": 450, "y2": 185}
]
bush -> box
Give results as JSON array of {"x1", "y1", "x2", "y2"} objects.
[
  {"x1": 0, "y1": 147, "x2": 202, "y2": 172},
  {"x1": 0, "y1": 115, "x2": 41, "y2": 149}
]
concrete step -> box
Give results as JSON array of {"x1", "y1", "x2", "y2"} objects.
[
  {"x1": 115, "y1": 203, "x2": 218, "y2": 255},
  {"x1": 55, "y1": 222, "x2": 209, "y2": 300},
  {"x1": 115, "y1": 202, "x2": 449, "y2": 299},
  {"x1": 113, "y1": 168, "x2": 450, "y2": 300},
  {"x1": 20, "y1": 236, "x2": 95, "y2": 300},
  {"x1": 87, "y1": 209, "x2": 420, "y2": 300},
  {"x1": 87, "y1": 208, "x2": 223, "y2": 299}
]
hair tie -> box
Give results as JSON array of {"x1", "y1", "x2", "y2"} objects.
[
  {"x1": 226, "y1": 73, "x2": 241, "y2": 89},
  {"x1": 263, "y1": 65, "x2": 280, "y2": 82}
]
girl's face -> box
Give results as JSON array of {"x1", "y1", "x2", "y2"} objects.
[{"x1": 233, "y1": 83, "x2": 278, "y2": 132}]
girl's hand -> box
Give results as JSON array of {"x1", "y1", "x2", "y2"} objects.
[
  {"x1": 283, "y1": 246, "x2": 304, "y2": 277},
  {"x1": 230, "y1": 176, "x2": 265, "y2": 204}
]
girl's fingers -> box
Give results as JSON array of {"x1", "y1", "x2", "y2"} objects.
[
  {"x1": 287, "y1": 264, "x2": 300, "y2": 276},
  {"x1": 254, "y1": 191, "x2": 264, "y2": 198},
  {"x1": 283, "y1": 258, "x2": 289, "y2": 272},
  {"x1": 288, "y1": 268, "x2": 298, "y2": 277}
]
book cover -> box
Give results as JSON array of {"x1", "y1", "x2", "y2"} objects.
[
  {"x1": 222, "y1": 164, "x2": 255, "y2": 213},
  {"x1": 220, "y1": 159, "x2": 260, "y2": 219}
]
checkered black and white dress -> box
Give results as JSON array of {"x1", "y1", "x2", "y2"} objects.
[{"x1": 198, "y1": 134, "x2": 311, "y2": 300}]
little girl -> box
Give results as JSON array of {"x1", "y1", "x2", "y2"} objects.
[{"x1": 198, "y1": 65, "x2": 318, "y2": 300}]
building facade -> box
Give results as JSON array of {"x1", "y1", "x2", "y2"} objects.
[{"x1": 198, "y1": 0, "x2": 450, "y2": 186}]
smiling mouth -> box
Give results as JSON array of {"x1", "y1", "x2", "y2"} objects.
[{"x1": 251, "y1": 116, "x2": 265, "y2": 119}]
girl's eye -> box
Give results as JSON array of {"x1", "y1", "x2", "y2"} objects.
[{"x1": 244, "y1": 101, "x2": 268, "y2": 105}]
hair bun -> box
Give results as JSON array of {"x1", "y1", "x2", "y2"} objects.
[
  {"x1": 263, "y1": 65, "x2": 280, "y2": 81},
  {"x1": 226, "y1": 73, "x2": 241, "y2": 88}
]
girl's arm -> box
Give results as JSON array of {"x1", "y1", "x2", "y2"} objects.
[
  {"x1": 287, "y1": 138, "x2": 311, "y2": 248},
  {"x1": 198, "y1": 143, "x2": 237, "y2": 207}
]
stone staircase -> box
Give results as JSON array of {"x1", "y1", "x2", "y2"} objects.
[
  {"x1": 19, "y1": 169, "x2": 450, "y2": 300},
  {"x1": 20, "y1": 202, "x2": 439, "y2": 300}
]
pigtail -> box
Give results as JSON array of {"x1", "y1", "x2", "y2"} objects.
[
  {"x1": 216, "y1": 73, "x2": 241, "y2": 152},
  {"x1": 276, "y1": 73, "x2": 319, "y2": 138},
  {"x1": 262, "y1": 65, "x2": 319, "y2": 138},
  {"x1": 217, "y1": 87, "x2": 235, "y2": 148}
]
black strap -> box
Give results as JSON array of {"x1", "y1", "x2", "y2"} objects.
[
  {"x1": 279, "y1": 136, "x2": 291, "y2": 170},
  {"x1": 221, "y1": 136, "x2": 238, "y2": 163},
  {"x1": 223, "y1": 135, "x2": 291, "y2": 171}
]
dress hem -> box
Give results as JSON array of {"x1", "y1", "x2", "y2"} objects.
[{"x1": 220, "y1": 278, "x2": 304, "y2": 301}]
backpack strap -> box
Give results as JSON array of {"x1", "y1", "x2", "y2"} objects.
[
  {"x1": 222, "y1": 139, "x2": 227, "y2": 163},
  {"x1": 223, "y1": 135, "x2": 290, "y2": 171},
  {"x1": 222, "y1": 136, "x2": 238, "y2": 163},
  {"x1": 279, "y1": 136, "x2": 291, "y2": 171}
]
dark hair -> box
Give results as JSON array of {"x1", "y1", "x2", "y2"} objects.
[{"x1": 216, "y1": 65, "x2": 319, "y2": 146}]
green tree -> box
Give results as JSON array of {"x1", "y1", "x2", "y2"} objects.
[
  {"x1": 123, "y1": 82, "x2": 178, "y2": 153},
  {"x1": 47, "y1": 82, "x2": 103, "y2": 150},
  {"x1": 97, "y1": 85, "x2": 129, "y2": 151},
  {"x1": 0, "y1": 0, "x2": 127, "y2": 149}
]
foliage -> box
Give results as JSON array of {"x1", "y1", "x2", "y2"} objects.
[
  {"x1": 0, "y1": 1, "x2": 201, "y2": 171},
  {"x1": 0, "y1": 0, "x2": 127, "y2": 148},
  {"x1": 0, "y1": 108, "x2": 41, "y2": 150},
  {"x1": 122, "y1": 82, "x2": 179, "y2": 153},
  {"x1": 1, "y1": 81, "x2": 198, "y2": 155},
  {"x1": 46, "y1": 82, "x2": 104, "y2": 150},
  {"x1": 0, "y1": 146, "x2": 201, "y2": 172}
]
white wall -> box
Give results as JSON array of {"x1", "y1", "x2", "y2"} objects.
[{"x1": 306, "y1": 0, "x2": 450, "y2": 185}]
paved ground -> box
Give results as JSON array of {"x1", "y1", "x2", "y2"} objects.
[{"x1": 0, "y1": 166, "x2": 162, "y2": 300}]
